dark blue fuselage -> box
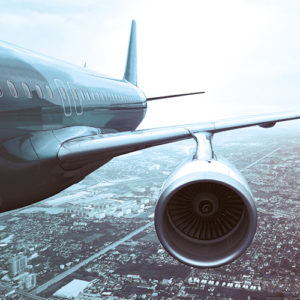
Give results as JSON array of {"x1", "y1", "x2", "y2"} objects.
[
  {"x1": 0, "y1": 41, "x2": 147, "y2": 211},
  {"x1": 0, "y1": 41, "x2": 147, "y2": 138}
]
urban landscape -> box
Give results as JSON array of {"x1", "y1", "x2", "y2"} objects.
[{"x1": 0, "y1": 124, "x2": 299, "y2": 299}]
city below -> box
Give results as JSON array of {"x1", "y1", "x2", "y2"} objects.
[{"x1": 0, "y1": 125, "x2": 299, "y2": 300}]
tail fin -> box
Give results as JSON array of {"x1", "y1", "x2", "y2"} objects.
[{"x1": 123, "y1": 20, "x2": 137, "y2": 86}]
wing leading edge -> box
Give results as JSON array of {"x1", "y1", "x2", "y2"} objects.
[{"x1": 58, "y1": 111, "x2": 300, "y2": 170}]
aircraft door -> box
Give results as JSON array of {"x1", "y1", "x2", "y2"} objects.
[
  {"x1": 54, "y1": 79, "x2": 72, "y2": 117},
  {"x1": 67, "y1": 82, "x2": 83, "y2": 115}
]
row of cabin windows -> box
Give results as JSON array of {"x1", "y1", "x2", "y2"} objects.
[
  {"x1": 0, "y1": 80, "x2": 139, "y2": 104},
  {"x1": 4, "y1": 80, "x2": 54, "y2": 100}
]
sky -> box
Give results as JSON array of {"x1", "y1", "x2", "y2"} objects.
[{"x1": 0, "y1": 0, "x2": 300, "y2": 128}]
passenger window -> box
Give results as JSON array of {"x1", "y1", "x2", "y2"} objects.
[
  {"x1": 90, "y1": 90, "x2": 95, "y2": 100},
  {"x1": 7, "y1": 80, "x2": 18, "y2": 98},
  {"x1": 22, "y1": 82, "x2": 32, "y2": 98},
  {"x1": 80, "y1": 90, "x2": 85, "y2": 100},
  {"x1": 93, "y1": 90, "x2": 98, "y2": 100},
  {"x1": 86, "y1": 90, "x2": 91, "y2": 101},
  {"x1": 35, "y1": 84, "x2": 43, "y2": 99},
  {"x1": 73, "y1": 89, "x2": 79, "y2": 100},
  {"x1": 0, "y1": 87, "x2": 3, "y2": 97},
  {"x1": 45, "y1": 85, "x2": 53, "y2": 99}
]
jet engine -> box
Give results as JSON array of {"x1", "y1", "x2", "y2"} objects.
[{"x1": 154, "y1": 157, "x2": 257, "y2": 268}]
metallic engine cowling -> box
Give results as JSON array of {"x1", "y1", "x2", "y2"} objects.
[{"x1": 154, "y1": 157, "x2": 257, "y2": 268}]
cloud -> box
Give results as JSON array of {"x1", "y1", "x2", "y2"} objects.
[{"x1": 0, "y1": 0, "x2": 299, "y2": 127}]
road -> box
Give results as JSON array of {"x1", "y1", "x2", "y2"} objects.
[
  {"x1": 0, "y1": 282, "x2": 47, "y2": 300},
  {"x1": 32, "y1": 220, "x2": 153, "y2": 295}
]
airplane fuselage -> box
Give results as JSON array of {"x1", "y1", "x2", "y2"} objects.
[{"x1": 0, "y1": 41, "x2": 147, "y2": 211}]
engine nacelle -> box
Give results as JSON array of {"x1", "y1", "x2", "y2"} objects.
[{"x1": 155, "y1": 157, "x2": 257, "y2": 268}]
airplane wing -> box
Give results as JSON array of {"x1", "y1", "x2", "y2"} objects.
[{"x1": 58, "y1": 111, "x2": 300, "y2": 170}]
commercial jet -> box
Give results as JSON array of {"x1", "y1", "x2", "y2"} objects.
[{"x1": 0, "y1": 20, "x2": 299, "y2": 268}]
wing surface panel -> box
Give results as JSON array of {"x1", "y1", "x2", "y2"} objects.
[{"x1": 58, "y1": 111, "x2": 300, "y2": 170}]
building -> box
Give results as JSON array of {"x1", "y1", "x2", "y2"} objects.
[
  {"x1": 12, "y1": 272, "x2": 37, "y2": 290},
  {"x1": 8, "y1": 255, "x2": 27, "y2": 277},
  {"x1": 53, "y1": 279, "x2": 90, "y2": 299},
  {"x1": 25, "y1": 273, "x2": 37, "y2": 290}
]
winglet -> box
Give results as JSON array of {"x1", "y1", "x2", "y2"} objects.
[{"x1": 123, "y1": 20, "x2": 137, "y2": 86}]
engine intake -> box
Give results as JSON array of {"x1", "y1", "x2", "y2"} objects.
[{"x1": 155, "y1": 158, "x2": 257, "y2": 268}]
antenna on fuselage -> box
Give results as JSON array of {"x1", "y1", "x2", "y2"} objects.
[{"x1": 123, "y1": 20, "x2": 137, "y2": 86}]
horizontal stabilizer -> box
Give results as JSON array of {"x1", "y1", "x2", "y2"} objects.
[{"x1": 147, "y1": 91, "x2": 205, "y2": 101}]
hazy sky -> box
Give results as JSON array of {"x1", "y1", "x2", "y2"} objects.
[{"x1": 1, "y1": 0, "x2": 300, "y2": 128}]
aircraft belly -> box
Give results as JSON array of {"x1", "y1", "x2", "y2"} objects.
[{"x1": 0, "y1": 126, "x2": 102, "y2": 211}]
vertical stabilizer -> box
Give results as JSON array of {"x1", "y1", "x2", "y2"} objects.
[{"x1": 123, "y1": 20, "x2": 137, "y2": 86}]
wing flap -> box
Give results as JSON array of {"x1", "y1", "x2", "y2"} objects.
[{"x1": 58, "y1": 111, "x2": 300, "y2": 170}]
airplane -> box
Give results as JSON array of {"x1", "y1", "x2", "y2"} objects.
[{"x1": 0, "y1": 20, "x2": 299, "y2": 269}]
